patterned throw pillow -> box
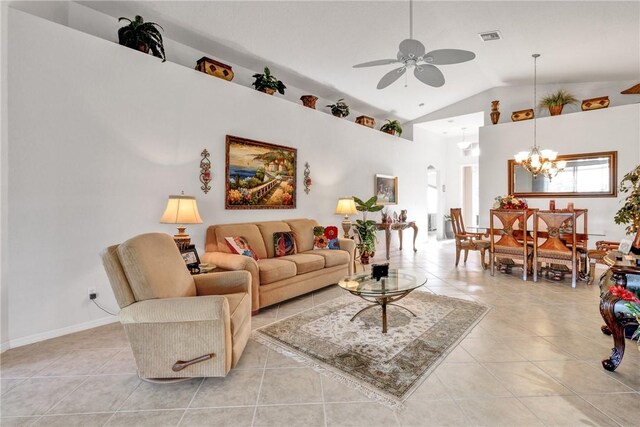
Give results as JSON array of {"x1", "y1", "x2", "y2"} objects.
[
  {"x1": 274, "y1": 232, "x2": 297, "y2": 257},
  {"x1": 225, "y1": 236, "x2": 260, "y2": 261},
  {"x1": 313, "y1": 226, "x2": 340, "y2": 250}
]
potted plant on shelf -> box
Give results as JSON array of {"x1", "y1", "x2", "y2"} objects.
[
  {"x1": 380, "y1": 119, "x2": 403, "y2": 136},
  {"x1": 118, "y1": 15, "x2": 166, "y2": 62},
  {"x1": 352, "y1": 196, "x2": 383, "y2": 264},
  {"x1": 538, "y1": 89, "x2": 578, "y2": 116},
  {"x1": 326, "y1": 99, "x2": 350, "y2": 118},
  {"x1": 251, "y1": 67, "x2": 286, "y2": 95}
]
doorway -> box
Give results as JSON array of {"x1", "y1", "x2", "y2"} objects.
[
  {"x1": 461, "y1": 164, "x2": 479, "y2": 227},
  {"x1": 426, "y1": 165, "x2": 438, "y2": 239}
]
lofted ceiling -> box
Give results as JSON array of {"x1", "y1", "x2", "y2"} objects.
[{"x1": 80, "y1": 1, "x2": 640, "y2": 122}]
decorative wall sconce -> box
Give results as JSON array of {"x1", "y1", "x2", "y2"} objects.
[
  {"x1": 200, "y1": 149, "x2": 212, "y2": 194},
  {"x1": 303, "y1": 162, "x2": 312, "y2": 194}
]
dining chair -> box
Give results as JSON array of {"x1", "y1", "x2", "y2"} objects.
[
  {"x1": 450, "y1": 208, "x2": 490, "y2": 269},
  {"x1": 533, "y1": 210, "x2": 578, "y2": 288},
  {"x1": 489, "y1": 209, "x2": 534, "y2": 281}
]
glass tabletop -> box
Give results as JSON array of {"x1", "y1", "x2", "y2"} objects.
[{"x1": 338, "y1": 269, "x2": 427, "y2": 297}]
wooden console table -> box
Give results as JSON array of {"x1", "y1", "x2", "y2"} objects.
[{"x1": 376, "y1": 221, "x2": 418, "y2": 260}]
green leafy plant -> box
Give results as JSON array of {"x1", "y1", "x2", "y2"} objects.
[
  {"x1": 251, "y1": 67, "x2": 286, "y2": 95},
  {"x1": 352, "y1": 196, "x2": 383, "y2": 254},
  {"x1": 615, "y1": 165, "x2": 640, "y2": 234},
  {"x1": 380, "y1": 119, "x2": 403, "y2": 136},
  {"x1": 118, "y1": 15, "x2": 166, "y2": 62},
  {"x1": 538, "y1": 89, "x2": 578, "y2": 108},
  {"x1": 326, "y1": 99, "x2": 350, "y2": 118}
]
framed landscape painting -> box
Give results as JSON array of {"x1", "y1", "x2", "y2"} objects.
[
  {"x1": 375, "y1": 174, "x2": 398, "y2": 205},
  {"x1": 225, "y1": 135, "x2": 297, "y2": 209}
]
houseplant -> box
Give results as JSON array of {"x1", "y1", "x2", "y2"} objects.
[
  {"x1": 251, "y1": 67, "x2": 286, "y2": 95},
  {"x1": 614, "y1": 164, "x2": 640, "y2": 234},
  {"x1": 118, "y1": 15, "x2": 166, "y2": 62},
  {"x1": 380, "y1": 119, "x2": 403, "y2": 136},
  {"x1": 327, "y1": 99, "x2": 350, "y2": 118},
  {"x1": 538, "y1": 89, "x2": 578, "y2": 116},
  {"x1": 352, "y1": 196, "x2": 383, "y2": 264}
]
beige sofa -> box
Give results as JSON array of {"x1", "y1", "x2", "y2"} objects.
[{"x1": 201, "y1": 219, "x2": 355, "y2": 313}]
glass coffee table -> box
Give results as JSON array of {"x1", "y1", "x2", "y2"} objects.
[{"x1": 338, "y1": 269, "x2": 427, "y2": 333}]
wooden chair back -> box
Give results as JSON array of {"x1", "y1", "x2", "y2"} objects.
[{"x1": 450, "y1": 208, "x2": 466, "y2": 237}]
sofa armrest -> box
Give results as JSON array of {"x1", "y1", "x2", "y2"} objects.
[
  {"x1": 194, "y1": 271, "x2": 251, "y2": 296},
  {"x1": 338, "y1": 238, "x2": 356, "y2": 275},
  {"x1": 200, "y1": 252, "x2": 260, "y2": 312},
  {"x1": 119, "y1": 296, "x2": 229, "y2": 324}
]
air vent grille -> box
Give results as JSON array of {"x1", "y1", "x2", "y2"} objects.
[{"x1": 479, "y1": 31, "x2": 502, "y2": 42}]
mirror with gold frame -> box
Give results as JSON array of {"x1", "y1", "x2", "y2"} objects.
[{"x1": 508, "y1": 151, "x2": 617, "y2": 198}]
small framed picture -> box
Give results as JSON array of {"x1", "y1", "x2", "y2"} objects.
[
  {"x1": 618, "y1": 239, "x2": 633, "y2": 255},
  {"x1": 180, "y1": 245, "x2": 201, "y2": 271},
  {"x1": 375, "y1": 174, "x2": 398, "y2": 205}
]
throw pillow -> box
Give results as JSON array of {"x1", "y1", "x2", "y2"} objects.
[
  {"x1": 274, "y1": 231, "x2": 297, "y2": 257},
  {"x1": 313, "y1": 226, "x2": 340, "y2": 250},
  {"x1": 225, "y1": 236, "x2": 260, "y2": 260}
]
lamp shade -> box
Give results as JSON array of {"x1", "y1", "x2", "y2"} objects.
[
  {"x1": 335, "y1": 197, "x2": 357, "y2": 215},
  {"x1": 160, "y1": 195, "x2": 203, "y2": 224}
]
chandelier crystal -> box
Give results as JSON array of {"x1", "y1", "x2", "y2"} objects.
[{"x1": 514, "y1": 54, "x2": 566, "y2": 180}]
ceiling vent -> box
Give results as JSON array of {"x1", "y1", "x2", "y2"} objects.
[{"x1": 479, "y1": 30, "x2": 502, "y2": 42}]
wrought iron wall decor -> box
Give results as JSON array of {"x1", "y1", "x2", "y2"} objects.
[
  {"x1": 303, "y1": 162, "x2": 312, "y2": 194},
  {"x1": 200, "y1": 149, "x2": 212, "y2": 194}
]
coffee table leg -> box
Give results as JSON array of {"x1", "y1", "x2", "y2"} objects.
[
  {"x1": 349, "y1": 303, "x2": 378, "y2": 322},
  {"x1": 382, "y1": 302, "x2": 387, "y2": 333},
  {"x1": 388, "y1": 303, "x2": 417, "y2": 317}
]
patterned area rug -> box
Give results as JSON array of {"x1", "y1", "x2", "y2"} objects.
[{"x1": 253, "y1": 290, "x2": 490, "y2": 408}]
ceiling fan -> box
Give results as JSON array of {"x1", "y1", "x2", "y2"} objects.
[{"x1": 353, "y1": 0, "x2": 476, "y2": 89}]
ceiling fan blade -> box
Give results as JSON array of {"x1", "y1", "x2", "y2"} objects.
[
  {"x1": 414, "y1": 65, "x2": 445, "y2": 87},
  {"x1": 425, "y1": 49, "x2": 476, "y2": 65},
  {"x1": 398, "y1": 38, "x2": 425, "y2": 57},
  {"x1": 377, "y1": 67, "x2": 406, "y2": 89},
  {"x1": 353, "y1": 59, "x2": 399, "y2": 68}
]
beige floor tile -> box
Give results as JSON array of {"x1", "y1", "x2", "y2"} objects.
[
  {"x1": 96, "y1": 348, "x2": 137, "y2": 375},
  {"x1": 482, "y1": 361, "x2": 572, "y2": 397},
  {"x1": 234, "y1": 340, "x2": 269, "y2": 370},
  {"x1": 1, "y1": 379, "x2": 26, "y2": 396},
  {"x1": 179, "y1": 407, "x2": 255, "y2": 427},
  {"x1": 0, "y1": 376, "x2": 86, "y2": 417},
  {"x1": 435, "y1": 363, "x2": 513, "y2": 399},
  {"x1": 264, "y1": 349, "x2": 303, "y2": 369},
  {"x1": 321, "y1": 375, "x2": 372, "y2": 403},
  {"x1": 457, "y1": 397, "x2": 543, "y2": 426},
  {"x1": 595, "y1": 357, "x2": 640, "y2": 391},
  {"x1": 541, "y1": 335, "x2": 613, "y2": 361},
  {"x1": 519, "y1": 395, "x2": 619, "y2": 426},
  {"x1": 535, "y1": 360, "x2": 634, "y2": 394},
  {"x1": 258, "y1": 368, "x2": 322, "y2": 405},
  {"x1": 35, "y1": 348, "x2": 120, "y2": 376},
  {"x1": 0, "y1": 417, "x2": 39, "y2": 426},
  {"x1": 104, "y1": 409, "x2": 184, "y2": 426},
  {"x1": 404, "y1": 375, "x2": 451, "y2": 402},
  {"x1": 48, "y1": 375, "x2": 140, "y2": 414},
  {"x1": 190, "y1": 369, "x2": 262, "y2": 408},
  {"x1": 325, "y1": 402, "x2": 398, "y2": 427},
  {"x1": 460, "y1": 337, "x2": 527, "y2": 363},
  {"x1": 33, "y1": 413, "x2": 113, "y2": 426},
  {"x1": 504, "y1": 337, "x2": 577, "y2": 361},
  {"x1": 0, "y1": 349, "x2": 66, "y2": 379},
  {"x1": 396, "y1": 398, "x2": 469, "y2": 426},
  {"x1": 581, "y1": 392, "x2": 640, "y2": 426},
  {"x1": 441, "y1": 345, "x2": 475, "y2": 363},
  {"x1": 253, "y1": 403, "x2": 324, "y2": 426},
  {"x1": 119, "y1": 378, "x2": 202, "y2": 410}
]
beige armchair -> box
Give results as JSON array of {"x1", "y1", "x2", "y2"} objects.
[{"x1": 101, "y1": 233, "x2": 251, "y2": 379}]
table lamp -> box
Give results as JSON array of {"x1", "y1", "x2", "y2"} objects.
[
  {"x1": 160, "y1": 193, "x2": 203, "y2": 247},
  {"x1": 335, "y1": 197, "x2": 358, "y2": 238}
]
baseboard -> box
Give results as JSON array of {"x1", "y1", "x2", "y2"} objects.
[
  {"x1": 0, "y1": 341, "x2": 9, "y2": 353},
  {"x1": 6, "y1": 316, "x2": 118, "y2": 350}
]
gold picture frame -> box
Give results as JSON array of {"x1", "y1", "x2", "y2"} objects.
[{"x1": 375, "y1": 174, "x2": 398, "y2": 205}]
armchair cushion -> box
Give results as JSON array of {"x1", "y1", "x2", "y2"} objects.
[
  {"x1": 117, "y1": 233, "x2": 195, "y2": 301},
  {"x1": 119, "y1": 295, "x2": 228, "y2": 324},
  {"x1": 194, "y1": 270, "x2": 252, "y2": 296}
]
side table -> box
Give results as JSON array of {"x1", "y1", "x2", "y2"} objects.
[{"x1": 376, "y1": 221, "x2": 418, "y2": 260}]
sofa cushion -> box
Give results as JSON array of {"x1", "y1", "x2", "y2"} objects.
[
  {"x1": 214, "y1": 224, "x2": 268, "y2": 260},
  {"x1": 257, "y1": 258, "x2": 297, "y2": 285},
  {"x1": 256, "y1": 221, "x2": 292, "y2": 258},
  {"x1": 278, "y1": 253, "x2": 325, "y2": 274},
  {"x1": 117, "y1": 233, "x2": 196, "y2": 301},
  {"x1": 286, "y1": 219, "x2": 319, "y2": 253},
  {"x1": 302, "y1": 249, "x2": 350, "y2": 268},
  {"x1": 274, "y1": 231, "x2": 297, "y2": 257}
]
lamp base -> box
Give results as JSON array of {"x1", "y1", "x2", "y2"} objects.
[
  {"x1": 341, "y1": 216, "x2": 352, "y2": 238},
  {"x1": 174, "y1": 226, "x2": 191, "y2": 248}
]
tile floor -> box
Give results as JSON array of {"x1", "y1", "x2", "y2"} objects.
[{"x1": 1, "y1": 239, "x2": 639, "y2": 426}]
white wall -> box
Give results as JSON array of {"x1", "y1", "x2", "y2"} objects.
[
  {"x1": 4, "y1": 9, "x2": 437, "y2": 347},
  {"x1": 479, "y1": 103, "x2": 640, "y2": 242},
  {"x1": 1, "y1": 1, "x2": 9, "y2": 351}
]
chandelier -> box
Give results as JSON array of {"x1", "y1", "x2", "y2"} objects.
[{"x1": 514, "y1": 54, "x2": 566, "y2": 180}]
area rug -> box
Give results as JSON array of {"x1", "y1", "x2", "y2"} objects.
[{"x1": 253, "y1": 291, "x2": 490, "y2": 408}]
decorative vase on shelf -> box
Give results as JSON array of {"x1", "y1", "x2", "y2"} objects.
[
  {"x1": 490, "y1": 100, "x2": 500, "y2": 125},
  {"x1": 260, "y1": 88, "x2": 276, "y2": 95},
  {"x1": 549, "y1": 105, "x2": 564, "y2": 116},
  {"x1": 300, "y1": 95, "x2": 318, "y2": 109}
]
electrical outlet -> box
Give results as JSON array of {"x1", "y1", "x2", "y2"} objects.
[{"x1": 88, "y1": 287, "x2": 97, "y2": 300}]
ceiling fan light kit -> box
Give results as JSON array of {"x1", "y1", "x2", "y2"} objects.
[{"x1": 353, "y1": 0, "x2": 476, "y2": 89}]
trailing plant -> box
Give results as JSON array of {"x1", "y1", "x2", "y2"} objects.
[
  {"x1": 380, "y1": 119, "x2": 403, "y2": 136},
  {"x1": 327, "y1": 99, "x2": 350, "y2": 118},
  {"x1": 251, "y1": 67, "x2": 286, "y2": 95},
  {"x1": 118, "y1": 15, "x2": 166, "y2": 62},
  {"x1": 614, "y1": 165, "x2": 640, "y2": 234},
  {"x1": 352, "y1": 196, "x2": 383, "y2": 253},
  {"x1": 538, "y1": 89, "x2": 578, "y2": 108}
]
